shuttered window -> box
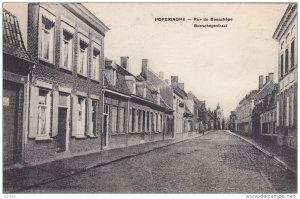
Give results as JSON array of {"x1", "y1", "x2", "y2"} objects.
[
  {"x1": 111, "y1": 106, "x2": 118, "y2": 134},
  {"x1": 119, "y1": 107, "x2": 125, "y2": 133},
  {"x1": 37, "y1": 89, "x2": 52, "y2": 138}
]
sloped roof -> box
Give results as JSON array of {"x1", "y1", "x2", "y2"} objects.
[
  {"x1": 138, "y1": 68, "x2": 173, "y2": 108},
  {"x1": 254, "y1": 81, "x2": 278, "y2": 103},
  {"x1": 172, "y1": 85, "x2": 188, "y2": 98},
  {"x1": 103, "y1": 65, "x2": 132, "y2": 96},
  {"x1": 3, "y1": 9, "x2": 33, "y2": 63}
]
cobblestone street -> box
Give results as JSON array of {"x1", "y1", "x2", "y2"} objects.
[{"x1": 23, "y1": 130, "x2": 297, "y2": 193}]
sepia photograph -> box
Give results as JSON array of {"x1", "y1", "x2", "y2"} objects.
[{"x1": 1, "y1": 2, "x2": 298, "y2": 196}]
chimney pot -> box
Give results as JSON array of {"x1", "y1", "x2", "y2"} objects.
[
  {"x1": 259, "y1": 75, "x2": 264, "y2": 89},
  {"x1": 269, "y1": 73, "x2": 274, "y2": 82},
  {"x1": 171, "y1": 76, "x2": 179, "y2": 86},
  {"x1": 120, "y1": 56, "x2": 129, "y2": 71},
  {"x1": 266, "y1": 75, "x2": 270, "y2": 83},
  {"x1": 141, "y1": 59, "x2": 148, "y2": 79}
]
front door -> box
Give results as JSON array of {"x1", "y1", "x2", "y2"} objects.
[
  {"x1": 57, "y1": 107, "x2": 67, "y2": 152},
  {"x1": 103, "y1": 115, "x2": 108, "y2": 147},
  {"x1": 3, "y1": 81, "x2": 21, "y2": 166}
]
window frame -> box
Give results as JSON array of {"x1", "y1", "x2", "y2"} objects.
[
  {"x1": 60, "y1": 21, "x2": 75, "y2": 70},
  {"x1": 39, "y1": 8, "x2": 56, "y2": 64},
  {"x1": 91, "y1": 42, "x2": 101, "y2": 81},
  {"x1": 77, "y1": 32, "x2": 89, "y2": 77},
  {"x1": 37, "y1": 88, "x2": 52, "y2": 139},
  {"x1": 77, "y1": 96, "x2": 87, "y2": 137}
]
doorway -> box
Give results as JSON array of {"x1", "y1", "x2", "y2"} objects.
[
  {"x1": 3, "y1": 81, "x2": 22, "y2": 166},
  {"x1": 103, "y1": 104, "x2": 109, "y2": 148},
  {"x1": 57, "y1": 107, "x2": 67, "y2": 152}
]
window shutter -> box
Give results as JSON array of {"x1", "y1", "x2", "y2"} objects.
[
  {"x1": 87, "y1": 98, "x2": 93, "y2": 136},
  {"x1": 28, "y1": 86, "x2": 39, "y2": 138},
  {"x1": 129, "y1": 109, "x2": 132, "y2": 133},
  {"x1": 72, "y1": 95, "x2": 78, "y2": 136},
  {"x1": 51, "y1": 90, "x2": 59, "y2": 137}
]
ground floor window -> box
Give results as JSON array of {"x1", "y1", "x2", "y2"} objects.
[
  {"x1": 119, "y1": 107, "x2": 125, "y2": 133},
  {"x1": 111, "y1": 106, "x2": 118, "y2": 134},
  {"x1": 90, "y1": 100, "x2": 98, "y2": 136},
  {"x1": 77, "y1": 97, "x2": 86, "y2": 136},
  {"x1": 37, "y1": 89, "x2": 52, "y2": 137}
]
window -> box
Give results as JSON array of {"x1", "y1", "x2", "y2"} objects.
[
  {"x1": 285, "y1": 49, "x2": 289, "y2": 74},
  {"x1": 119, "y1": 107, "x2": 125, "y2": 133},
  {"x1": 291, "y1": 40, "x2": 295, "y2": 69},
  {"x1": 61, "y1": 30, "x2": 73, "y2": 69},
  {"x1": 111, "y1": 106, "x2": 118, "y2": 134},
  {"x1": 37, "y1": 89, "x2": 52, "y2": 137},
  {"x1": 131, "y1": 108, "x2": 135, "y2": 132},
  {"x1": 156, "y1": 113, "x2": 158, "y2": 132},
  {"x1": 90, "y1": 101, "x2": 98, "y2": 136},
  {"x1": 104, "y1": 104, "x2": 109, "y2": 114},
  {"x1": 147, "y1": 111, "x2": 150, "y2": 132},
  {"x1": 78, "y1": 40, "x2": 88, "y2": 76},
  {"x1": 280, "y1": 54, "x2": 284, "y2": 78},
  {"x1": 40, "y1": 16, "x2": 55, "y2": 62},
  {"x1": 142, "y1": 111, "x2": 145, "y2": 132},
  {"x1": 286, "y1": 96, "x2": 289, "y2": 126},
  {"x1": 77, "y1": 97, "x2": 86, "y2": 136},
  {"x1": 138, "y1": 110, "x2": 141, "y2": 132},
  {"x1": 92, "y1": 48, "x2": 100, "y2": 80},
  {"x1": 290, "y1": 91, "x2": 294, "y2": 126}
]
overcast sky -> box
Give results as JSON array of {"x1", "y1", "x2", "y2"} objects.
[
  {"x1": 83, "y1": 3, "x2": 288, "y2": 117},
  {"x1": 3, "y1": 3, "x2": 288, "y2": 117}
]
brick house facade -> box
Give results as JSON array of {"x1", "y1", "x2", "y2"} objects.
[{"x1": 25, "y1": 3, "x2": 109, "y2": 164}]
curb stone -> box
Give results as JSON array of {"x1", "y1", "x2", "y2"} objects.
[{"x1": 226, "y1": 130, "x2": 297, "y2": 175}]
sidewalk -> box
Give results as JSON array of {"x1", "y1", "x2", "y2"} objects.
[
  {"x1": 3, "y1": 132, "x2": 206, "y2": 193},
  {"x1": 227, "y1": 130, "x2": 297, "y2": 174}
]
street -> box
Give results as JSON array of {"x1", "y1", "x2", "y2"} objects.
[{"x1": 23, "y1": 130, "x2": 297, "y2": 193}]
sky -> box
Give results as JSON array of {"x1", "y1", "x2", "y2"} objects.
[
  {"x1": 3, "y1": 3, "x2": 288, "y2": 117},
  {"x1": 83, "y1": 3, "x2": 288, "y2": 117}
]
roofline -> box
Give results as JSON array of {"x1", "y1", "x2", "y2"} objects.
[
  {"x1": 272, "y1": 3, "x2": 297, "y2": 40},
  {"x1": 102, "y1": 88, "x2": 131, "y2": 98},
  {"x1": 62, "y1": 3, "x2": 109, "y2": 36},
  {"x1": 147, "y1": 67, "x2": 171, "y2": 88}
]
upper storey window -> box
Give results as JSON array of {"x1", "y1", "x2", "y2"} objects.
[
  {"x1": 39, "y1": 7, "x2": 56, "y2": 63},
  {"x1": 60, "y1": 20, "x2": 75, "y2": 70}
]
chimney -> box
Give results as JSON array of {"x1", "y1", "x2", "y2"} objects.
[
  {"x1": 165, "y1": 79, "x2": 169, "y2": 85},
  {"x1": 259, "y1": 75, "x2": 263, "y2": 89},
  {"x1": 120, "y1": 56, "x2": 129, "y2": 71},
  {"x1": 141, "y1": 59, "x2": 148, "y2": 80},
  {"x1": 178, "y1": 83, "x2": 184, "y2": 91},
  {"x1": 266, "y1": 75, "x2": 270, "y2": 83},
  {"x1": 269, "y1": 73, "x2": 274, "y2": 82},
  {"x1": 159, "y1": 72, "x2": 164, "y2": 79},
  {"x1": 171, "y1": 76, "x2": 178, "y2": 86}
]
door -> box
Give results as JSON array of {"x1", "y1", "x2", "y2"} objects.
[
  {"x1": 57, "y1": 107, "x2": 67, "y2": 152},
  {"x1": 103, "y1": 115, "x2": 108, "y2": 147},
  {"x1": 3, "y1": 81, "x2": 21, "y2": 166}
]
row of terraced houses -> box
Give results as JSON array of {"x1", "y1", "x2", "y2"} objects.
[
  {"x1": 3, "y1": 3, "x2": 213, "y2": 167},
  {"x1": 230, "y1": 3, "x2": 297, "y2": 151}
]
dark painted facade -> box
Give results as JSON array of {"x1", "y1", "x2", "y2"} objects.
[{"x1": 3, "y1": 9, "x2": 34, "y2": 166}]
